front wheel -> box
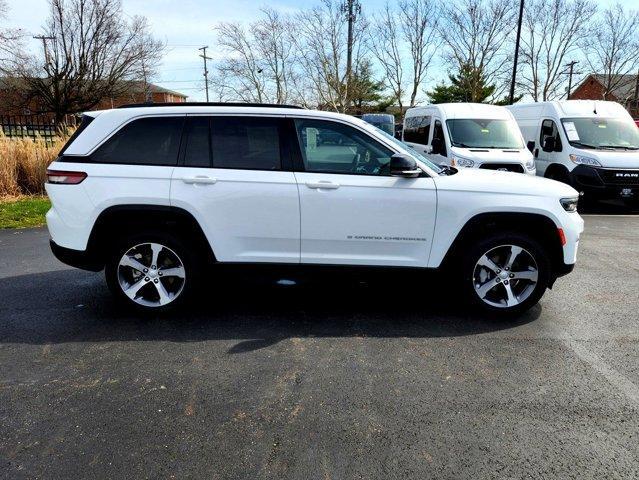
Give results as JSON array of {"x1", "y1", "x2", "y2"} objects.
[
  {"x1": 461, "y1": 233, "x2": 551, "y2": 315},
  {"x1": 105, "y1": 232, "x2": 197, "y2": 313}
]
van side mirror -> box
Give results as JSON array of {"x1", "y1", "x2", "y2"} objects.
[
  {"x1": 526, "y1": 141, "x2": 535, "y2": 152},
  {"x1": 390, "y1": 154, "x2": 421, "y2": 178},
  {"x1": 542, "y1": 137, "x2": 555, "y2": 152},
  {"x1": 431, "y1": 137, "x2": 443, "y2": 155}
]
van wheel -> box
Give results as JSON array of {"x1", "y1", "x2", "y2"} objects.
[
  {"x1": 461, "y1": 232, "x2": 550, "y2": 316},
  {"x1": 545, "y1": 166, "x2": 571, "y2": 184},
  {"x1": 105, "y1": 232, "x2": 197, "y2": 313}
]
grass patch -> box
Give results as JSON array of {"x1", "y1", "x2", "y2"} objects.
[{"x1": 0, "y1": 196, "x2": 51, "y2": 229}]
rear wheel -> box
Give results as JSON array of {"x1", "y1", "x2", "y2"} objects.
[
  {"x1": 461, "y1": 233, "x2": 550, "y2": 315},
  {"x1": 105, "y1": 232, "x2": 198, "y2": 313}
]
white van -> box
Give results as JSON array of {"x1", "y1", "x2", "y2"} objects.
[
  {"x1": 508, "y1": 100, "x2": 639, "y2": 205},
  {"x1": 403, "y1": 103, "x2": 536, "y2": 174}
]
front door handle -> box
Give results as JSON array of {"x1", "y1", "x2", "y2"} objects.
[
  {"x1": 305, "y1": 181, "x2": 340, "y2": 190},
  {"x1": 182, "y1": 175, "x2": 217, "y2": 185}
]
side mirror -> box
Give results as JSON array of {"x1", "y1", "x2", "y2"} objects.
[
  {"x1": 526, "y1": 140, "x2": 535, "y2": 152},
  {"x1": 542, "y1": 136, "x2": 555, "y2": 152},
  {"x1": 431, "y1": 137, "x2": 443, "y2": 155},
  {"x1": 390, "y1": 154, "x2": 421, "y2": 178}
]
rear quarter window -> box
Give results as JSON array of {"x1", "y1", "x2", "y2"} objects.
[{"x1": 90, "y1": 116, "x2": 185, "y2": 166}]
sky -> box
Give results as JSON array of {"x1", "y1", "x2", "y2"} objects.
[{"x1": 2, "y1": 0, "x2": 636, "y2": 102}]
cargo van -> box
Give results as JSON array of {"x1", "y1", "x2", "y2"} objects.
[
  {"x1": 403, "y1": 103, "x2": 536, "y2": 174},
  {"x1": 508, "y1": 100, "x2": 639, "y2": 205}
]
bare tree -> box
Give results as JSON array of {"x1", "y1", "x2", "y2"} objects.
[
  {"x1": 369, "y1": 3, "x2": 405, "y2": 110},
  {"x1": 580, "y1": 3, "x2": 639, "y2": 101},
  {"x1": 293, "y1": 0, "x2": 368, "y2": 111},
  {"x1": 518, "y1": 0, "x2": 596, "y2": 101},
  {"x1": 0, "y1": 0, "x2": 23, "y2": 63},
  {"x1": 6, "y1": 0, "x2": 163, "y2": 124},
  {"x1": 400, "y1": 0, "x2": 441, "y2": 107},
  {"x1": 438, "y1": 0, "x2": 516, "y2": 102},
  {"x1": 213, "y1": 8, "x2": 296, "y2": 104}
]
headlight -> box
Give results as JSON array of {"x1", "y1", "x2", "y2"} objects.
[
  {"x1": 525, "y1": 158, "x2": 536, "y2": 170},
  {"x1": 569, "y1": 154, "x2": 601, "y2": 167},
  {"x1": 451, "y1": 155, "x2": 474, "y2": 168},
  {"x1": 560, "y1": 196, "x2": 579, "y2": 212}
]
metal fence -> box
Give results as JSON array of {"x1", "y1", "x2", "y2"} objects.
[{"x1": 0, "y1": 114, "x2": 77, "y2": 145}]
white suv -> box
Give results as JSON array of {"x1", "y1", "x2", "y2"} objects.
[{"x1": 46, "y1": 103, "x2": 584, "y2": 315}]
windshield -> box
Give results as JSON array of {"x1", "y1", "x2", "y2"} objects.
[
  {"x1": 373, "y1": 128, "x2": 442, "y2": 173},
  {"x1": 446, "y1": 119, "x2": 524, "y2": 149},
  {"x1": 561, "y1": 117, "x2": 639, "y2": 149}
]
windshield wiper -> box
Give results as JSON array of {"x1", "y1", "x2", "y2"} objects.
[{"x1": 570, "y1": 141, "x2": 598, "y2": 149}]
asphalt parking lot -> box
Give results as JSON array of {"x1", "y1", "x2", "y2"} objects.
[{"x1": 1, "y1": 212, "x2": 638, "y2": 479}]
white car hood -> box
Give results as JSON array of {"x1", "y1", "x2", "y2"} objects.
[
  {"x1": 573, "y1": 149, "x2": 639, "y2": 169},
  {"x1": 433, "y1": 167, "x2": 578, "y2": 198},
  {"x1": 451, "y1": 146, "x2": 533, "y2": 164}
]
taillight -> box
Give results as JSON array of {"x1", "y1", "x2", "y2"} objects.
[{"x1": 46, "y1": 170, "x2": 87, "y2": 185}]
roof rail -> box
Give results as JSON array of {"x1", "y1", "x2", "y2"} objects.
[{"x1": 116, "y1": 102, "x2": 304, "y2": 109}]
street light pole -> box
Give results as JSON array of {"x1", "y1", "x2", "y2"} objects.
[{"x1": 508, "y1": 0, "x2": 524, "y2": 105}]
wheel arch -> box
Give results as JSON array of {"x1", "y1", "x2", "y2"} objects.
[
  {"x1": 440, "y1": 212, "x2": 565, "y2": 280},
  {"x1": 86, "y1": 205, "x2": 216, "y2": 268}
]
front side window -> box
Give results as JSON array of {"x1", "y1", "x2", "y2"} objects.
[
  {"x1": 211, "y1": 117, "x2": 281, "y2": 170},
  {"x1": 540, "y1": 119, "x2": 562, "y2": 151},
  {"x1": 91, "y1": 116, "x2": 184, "y2": 165},
  {"x1": 560, "y1": 117, "x2": 639, "y2": 149},
  {"x1": 446, "y1": 119, "x2": 524, "y2": 149},
  {"x1": 403, "y1": 115, "x2": 431, "y2": 145},
  {"x1": 294, "y1": 119, "x2": 394, "y2": 175}
]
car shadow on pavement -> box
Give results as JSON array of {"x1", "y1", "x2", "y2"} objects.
[{"x1": 0, "y1": 267, "x2": 541, "y2": 352}]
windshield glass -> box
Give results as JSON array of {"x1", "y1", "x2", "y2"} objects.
[
  {"x1": 561, "y1": 117, "x2": 639, "y2": 149},
  {"x1": 372, "y1": 128, "x2": 442, "y2": 173},
  {"x1": 446, "y1": 119, "x2": 524, "y2": 149}
]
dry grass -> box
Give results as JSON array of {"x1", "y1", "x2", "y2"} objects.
[{"x1": 0, "y1": 130, "x2": 72, "y2": 196}]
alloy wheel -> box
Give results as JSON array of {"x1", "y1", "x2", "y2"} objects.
[
  {"x1": 117, "y1": 242, "x2": 186, "y2": 308},
  {"x1": 472, "y1": 244, "x2": 539, "y2": 309}
]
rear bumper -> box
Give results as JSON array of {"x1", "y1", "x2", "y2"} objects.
[
  {"x1": 570, "y1": 165, "x2": 639, "y2": 200},
  {"x1": 50, "y1": 240, "x2": 103, "y2": 271}
]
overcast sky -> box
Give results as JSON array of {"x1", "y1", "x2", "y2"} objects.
[{"x1": 3, "y1": 0, "x2": 636, "y2": 101}]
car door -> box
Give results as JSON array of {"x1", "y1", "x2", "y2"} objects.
[
  {"x1": 291, "y1": 117, "x2": 437, "y2": 267},
  {"x1": 536, "y1": 118, "x2": 563, "y2": 176},
  {"x1": 170, "y1": 115, "x2": 300, "y2": 263}
]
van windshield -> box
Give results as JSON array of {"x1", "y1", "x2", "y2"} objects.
[
  {"x1": 373, "y1": 128, "x2": 443, "y2": 173},
  {"x1": 561, "y1": 117, "x2": 639, "y2": 150},
  {"x1": 446, "y1": 119, "x2": 524, "y2": 149}
]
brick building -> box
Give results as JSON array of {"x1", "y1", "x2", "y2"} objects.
[
  {"x1": 569, "y1": 73, "x2": 639, "y2": 118},
  {"x1": 0, "y1": 78, "x2": 187, "y2": 116}
]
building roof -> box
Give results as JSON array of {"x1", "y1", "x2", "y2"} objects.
[{"x1": 586, "y1": 74, "x2": 638, "y2": 101}]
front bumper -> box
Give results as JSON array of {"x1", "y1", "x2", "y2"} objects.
[
  {"x1": 570, "y1": 165, "x2": 639, "y2": 200},
  {"x1": 50, "y1": 240, "x2": 103, "y2": 271}
]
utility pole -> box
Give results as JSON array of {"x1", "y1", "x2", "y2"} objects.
[
  {"x1": 33, "y1": 35, "x2": 55, "y2": 70},
  {"x1": 508, "y1": 0, "x2": 524, "y2": 105},
  {"x1": 565, "y1": 60, "x2": 579, "y2": 99},
  {"x1": 341, "y1": 0, "x2": 361, "y2": 110},
  {"x1": 199, "y1": 46, "x2": 212, "y2": 102}
]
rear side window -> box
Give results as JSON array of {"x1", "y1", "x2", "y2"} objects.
[
  {"x1": 211, "y1": 117, "x2": 281, "y2": 170},
  {"x1": 91, "y1": 116, "x2": 184, "y2": 166},
  {"x1": 183, "y1": 117, "x2": 211, "y2": 167},
  {"x1": 59, "y1": 114, "x2": 94, "y2": 155},
  {"x1": 403, "y1": 115, "x2": 431, "y2": 144}
]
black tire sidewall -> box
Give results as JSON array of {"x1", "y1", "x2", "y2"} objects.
[
  {"x1": 105, "y1": 231, "x2": 199, "y2": 314},
  {"x1": 461, "y1": 232, "x2": 551, "y2": 316}
]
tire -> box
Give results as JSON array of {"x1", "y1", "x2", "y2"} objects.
[
  {"x1": 460, "y1": 232, "x2": 551, "y2": 316},
  {"x1": 105, "y1": 231, "x2": 199, "y2": 313},
  {"x1": 545, "y1": 166, "x2": 571, "y2": 185}
]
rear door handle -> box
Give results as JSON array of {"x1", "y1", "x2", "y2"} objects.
[
  {"x1": 182, "y1": 175, "x2": 217, "y2": 185},
  {"x1": 305, "y1": 181, "x2": 340, "y2": 190}
]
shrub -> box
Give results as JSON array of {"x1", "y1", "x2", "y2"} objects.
[{"x1": 0, "y1": 131, "x2": 71, "y2": 196}]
